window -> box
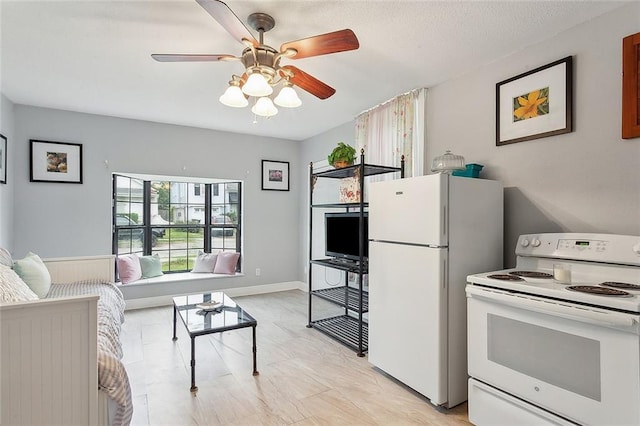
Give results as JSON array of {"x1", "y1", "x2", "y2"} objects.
[{"x1": 113, "y1": 174, "x2": 242, "y2": 273}]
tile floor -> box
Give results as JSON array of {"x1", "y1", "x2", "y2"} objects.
[{"x1": 121, "y1": 290, "x2": 471, "y2": 425}]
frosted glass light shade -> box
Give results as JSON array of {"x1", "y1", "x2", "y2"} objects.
[
  {"x1": 219, "y1": 85, "x2": 248, "y2": 107},
  {"x1": 274, "y1": 85, "x2": 302, "y2": 108},
  {"x1": 251, "y1": 97, "x2": 278, "y2": 117},
  {"x1": 242, "y1": 72, "x2": 273, "y2": 97}
]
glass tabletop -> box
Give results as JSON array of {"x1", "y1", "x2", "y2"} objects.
[{"x1": 173, "y1": 292, "x2": 256, "y2": 336}]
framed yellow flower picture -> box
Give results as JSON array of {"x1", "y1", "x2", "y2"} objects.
[{"x1": 497, "y1": 56, "x2": 573, "y2": 146}]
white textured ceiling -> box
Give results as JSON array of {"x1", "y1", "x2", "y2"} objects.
[{"x1": 0, "y1": 0, "x2": 629, "y2": 141}]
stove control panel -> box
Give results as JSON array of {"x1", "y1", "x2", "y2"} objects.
[
  {"x1": 557, "y1": 238, "x2": 609, "y2": 252},
  {"x1": 516, "y1": 233, "x2": 640, "y2": 266}
]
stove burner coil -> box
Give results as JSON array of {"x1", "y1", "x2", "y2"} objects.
[
  {"x1": 509, "y1": 271, "x2": 554, "y2": 279},
  {"x1": 600, "y1": 281, "x2": 640, "y2": 290},
  {"x1": 567, "y1": 285, "x2": 631, "y2": 297},
  {"x1": 488, "y1": 274, "x2": 525, "y2": 281}
]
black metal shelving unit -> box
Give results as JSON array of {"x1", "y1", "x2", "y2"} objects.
[{"x1": 307, "y1": 149, "x2": 403, "y2": 357}]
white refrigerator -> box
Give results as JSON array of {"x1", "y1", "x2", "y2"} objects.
[{"x1": 368, "y1": 173, "x2": 503, "y2": 408}]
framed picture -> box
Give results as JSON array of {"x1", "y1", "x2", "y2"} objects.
[
  {"x1": 0, "y1": 134, "x2": 6, "y2": 184},
  {"x1": 261, "y1": 160, "x2": 289, "y2": 191},
  {"x1": 622, "y1": 32, "x2": 640, "y2": 139},
  {"x1": 496, "y1": 56, "x2": 573, "y2": 146},
  {"x1": 30, "y1": 139, "x2": 83, "y2": 184}
]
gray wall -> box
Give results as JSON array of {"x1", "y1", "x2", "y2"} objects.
[
  {"x1": 299, "y1": 3, "x2": 640, "y2": 270},
  {"x1": 0, "y1": 94, "x2": 15, "y2": 250},
  {"x1": 11, "y1": 105, "x2": 301, "y2": 288},
  {"x1": 426, "y1": 2, "x2": 640, "y2": 266},
  {"x1": 298, "y1": 121, "x2": 356, "y2": 285}
]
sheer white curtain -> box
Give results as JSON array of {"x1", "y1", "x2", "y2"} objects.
[{"x1": 355, "y1": 88, "x2": 426, "y2": 177}]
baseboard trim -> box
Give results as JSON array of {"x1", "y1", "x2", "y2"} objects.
[{"x1": 124, "y1": 281, "x2": 307, "y2": 310}]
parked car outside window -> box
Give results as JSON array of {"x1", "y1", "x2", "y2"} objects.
[
  {"x1": 212, "y1": 214, "x2": 235, "y2": 237},
  {"x1": 116, "y1": 215, "x2": 164, "y2": 246}
]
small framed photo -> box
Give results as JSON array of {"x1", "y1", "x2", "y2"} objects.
[
  {"x1": 496, "y1": 56, "x2": 573, "y2": 146},
  {"x1": 0, "y1": 134, "x2": 6, "y2": 184},
  {"x1": 261, "y1": 160, "x2": 289, "y2": 191},
  {"x1": 30, "y1": 139, "x2": 83, "y2": 184}
]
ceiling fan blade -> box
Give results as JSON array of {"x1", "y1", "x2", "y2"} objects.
[
  {"x1": 280, "y1": 65, "x2": 336, "y2": 99},
  {"x1": 280, "y1": 29, "x2": 359, "y2": 59},
  {"x1": 151, "y1": 54, "x2": 238, "y2": 62},
  {"x1": 196, "y1": 0, "x2": 259, "y2": 47}
]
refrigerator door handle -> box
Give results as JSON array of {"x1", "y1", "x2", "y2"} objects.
[
  {"x1": 369, "y1": 239, "x2": 447, "y2": 249},
  {"x1": 442, "y1": 258, "x2": 447, "y2": 289},
  {"x1": 442, "y1": 205, "x2": 447, "y2": 239}
]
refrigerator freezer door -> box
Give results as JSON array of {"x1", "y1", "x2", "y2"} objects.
[
  {"x1": 369, "y1": 174, "x2": 448, "y2": 246},
  {"x1": 368, "y1": 241, "x2": 448, "y2": 405}
]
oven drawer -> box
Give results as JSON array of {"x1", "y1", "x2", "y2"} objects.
[
  {"x1": 467, "y1": 286, "x2": 640, "y2": 426},
  {"x1": 468, "y1": 378, "x2": 577, "y2": 426}
]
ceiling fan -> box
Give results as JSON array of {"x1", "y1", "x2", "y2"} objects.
[{"x1": 151, "y1": 0, "x2": 360, "y2": 117}]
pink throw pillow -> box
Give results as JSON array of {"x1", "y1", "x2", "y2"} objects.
[
  {"x1": 213, "y1": 252, "x2": 240, "y2": 275},
  {"x1": 117, "y1": 254, "x2": 142, "y2": 284}
]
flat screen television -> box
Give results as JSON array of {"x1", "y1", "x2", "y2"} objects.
[{"x1": 325, "y1": 212, "x2": 368, "y2": 262}]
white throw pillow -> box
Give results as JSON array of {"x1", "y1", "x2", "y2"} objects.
[
  {"x1": 192, "y1": 251, "x2": 218, "y2": 273},
  {"x1": 12, "y1": 252, "x2": 52, "y2": 298},
  {"x1": 0, "y1": 264, "x2": 39, "y2": 302}
]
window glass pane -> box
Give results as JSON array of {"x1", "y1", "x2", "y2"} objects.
[
  {"x1": 226, "y1": 182, "x2": 239, "y2": 203},
  {"x1": 116, "y1": 229, "x2": 144, "y2": 252},
  {"x1": 166, "y1": 248, "x2": 188, "y2": 272},
  {"x1": 186, "y1": 227, "x2": 205, "y2": 249},
  {"x1": 129, "y1": 202, "x2": 144, "y2": 224},
  {"x1": 151, "y1": 181, "x2": 171, "y2": 225},
  {"x1": 211, "y1": 230, "x2": 237, "y2": 251},
  {"x1": 172, "y1": 203, "x2": 188, "y2": 225},
  {"x1": 150, "y1": 226, "x2": 165, "y2": 248},
  {"x1": 171, "y1": 182, "x2": 188, "y2": 204},
  {"x1": 116, "y1": 175, "x2": 131, "y2": 200},
  {"x1": 190, "y1": 183, "x2": 203, "y2": 199},
  {"x1": 187, "y1": 205, "x2": 205, "y2": 224}
]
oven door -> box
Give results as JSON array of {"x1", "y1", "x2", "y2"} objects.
[{"x1": 466, "y1": 285, "x2": 640, "y2": 426}]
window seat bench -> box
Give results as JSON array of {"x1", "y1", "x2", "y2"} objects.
[{"x1": 118, "y1": 272, "x2": 245, "y2": 310}]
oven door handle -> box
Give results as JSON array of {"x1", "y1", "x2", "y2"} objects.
[{"x1": 467, "y1": 286, "x2": 639, "y2": 328}]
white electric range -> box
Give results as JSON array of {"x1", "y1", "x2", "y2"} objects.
[{"x1": 466, "y1": 233, "x2": 640, "y2": 426}]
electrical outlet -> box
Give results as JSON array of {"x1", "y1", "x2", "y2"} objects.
[{"x1": 255, "y1": 268, "x2": 261, "y2": 276}]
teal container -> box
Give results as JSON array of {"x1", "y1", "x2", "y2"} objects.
[{"x1": 452, "y1": 163, "x2": 483, "y2": 178}]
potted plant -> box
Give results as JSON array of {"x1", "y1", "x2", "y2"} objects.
[{"x1": 327, "y1": 142, "x2": 356, "y2": 168}]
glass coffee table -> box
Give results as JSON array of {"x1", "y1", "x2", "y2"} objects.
[{"x1": 172, "y1": 292, "x2": 258, "y2": 392}]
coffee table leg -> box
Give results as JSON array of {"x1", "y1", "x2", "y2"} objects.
[
  {"x1": 190, "y1": 337, "x2": 198, "y2": 392},
  {"x1": 252, "y1": 325, "x2": 259, "y2": 376},
  {"x1": 172, "y1": 304, "x2": 178, "y2": 341}
]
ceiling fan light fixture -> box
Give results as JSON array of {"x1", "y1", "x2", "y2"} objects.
[
  {"x1": 242, "y1": 71, "x2": 273, "y2": 97},
  {"x1": 219, "y1": 83, "x2": 248, "y2": 108},
  {"x1": 252, "y1": 97, "x2": 278, "y2": 117},
  {"x1": 274, "y1": 84, "x2": 302, "y2": 108}
]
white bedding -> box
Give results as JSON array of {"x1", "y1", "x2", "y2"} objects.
[{"x1": 47, "y1": 280, "x2": 132, "y2": 426}]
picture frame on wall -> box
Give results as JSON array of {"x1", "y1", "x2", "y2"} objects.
[
  {"x1": 30, "y1": 139, "x2": 83, "y2": 184},
  {"x1": 261, "y1": 160, "x2": 289, "y2": 191},
  {"x1": 0, "y1": 134, "x2": 6, "y2": 184},
  {"x1": 622, "y1": 32, "x2": 640, "y2": 139},
  {"x1": 496, "y1": 56, "x2": 573, "y2": 146}
]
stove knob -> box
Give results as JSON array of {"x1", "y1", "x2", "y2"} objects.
[
  {"x1": 532, "y1": 238, "x2": 541, "y2": 247},
  {"x1": 633, "y1": 243, "x2": 640, "y2": 255},
  {"x1": 521, "y1": 238, "x2": 530, "y2": 247}
]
